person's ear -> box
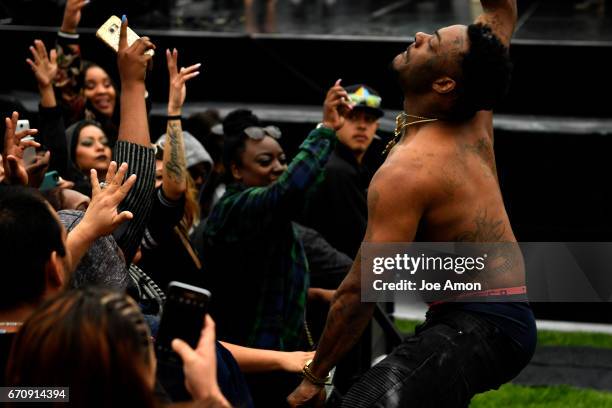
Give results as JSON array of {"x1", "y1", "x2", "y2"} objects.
[
  {"x1": 45, "y1": 251, "x2": 66, "y2": 293},
  {"x1": 230, "y1": 162, "x2": 242, "y2": 181},
  {"x1": 432, "y1": 76, "x2": 456, "y2": 94}
]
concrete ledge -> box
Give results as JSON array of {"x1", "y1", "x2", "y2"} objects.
[{"x1": 10, "y1": 90, "x2": 612, "y2": 136}]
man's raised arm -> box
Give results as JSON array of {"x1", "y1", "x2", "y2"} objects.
[
  {"x1": 287, "y1": 161, "x2": 429, "y2": 406},
  {"x1": 476, "y1": 0, "x2": 518, "y2": 48}
]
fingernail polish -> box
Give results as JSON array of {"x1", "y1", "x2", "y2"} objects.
[{"x1": 121, "y1": 15, "x2": 127, "y2": 23}]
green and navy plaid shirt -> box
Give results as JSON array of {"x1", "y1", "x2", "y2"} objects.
[{"x1": 201, "y1": 127, "x2": 336, "y2": 350}]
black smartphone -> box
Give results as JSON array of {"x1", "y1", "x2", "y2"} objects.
[{"x1": 155, "y1": 281, "x2": 211, "y2": 361}]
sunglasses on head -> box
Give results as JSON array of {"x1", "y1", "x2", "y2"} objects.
[
  {"x1": 348, "y1": 93, "x2": 382, "y2": 108},
  {"x1": 243, "y1": 126, "x2": 282, "y2": 140}
]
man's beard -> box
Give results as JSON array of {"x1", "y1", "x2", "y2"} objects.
[{"x1": 390, "y1": 54, "x2": 439, "y2": 96}]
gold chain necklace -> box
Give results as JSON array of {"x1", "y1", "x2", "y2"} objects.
[{"x1": 383, "y1": 112, "x2": 439, "y2": 154}]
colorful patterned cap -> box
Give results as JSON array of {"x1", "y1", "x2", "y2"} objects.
[{"x1": 344, "y1": 84, "x2": 384, "y2": 118}]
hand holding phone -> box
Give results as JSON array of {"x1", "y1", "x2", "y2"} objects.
[
  {"x1": 156, "y1": 281, "x2": 211, "y2": 362},
  {"x1": 96, "y1": 15, "x2": 154, "y2": 56},
  {"x1": 3, "y1": 112, "x2": 39, "y2": 185},
  {"x1": 171, "y1": 315, "x2": 230, "y2": 406},
  {"x1": 111, "y1": 16, "x2": 156, "y2": 87},
  {"x1": 17, "y1": 120, "x2": 37, "y2": 166}
]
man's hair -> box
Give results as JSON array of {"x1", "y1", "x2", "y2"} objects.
[
  {"x1": 451, "y1": 23, "x2": 512, "y2": 120},
  {"x1": 0, "y1": 186, "x2": 66, "y2": 310}
]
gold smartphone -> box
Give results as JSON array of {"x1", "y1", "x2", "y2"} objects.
[{"x1": 96, "y1": 15, "x2": 154, "y2": 56}]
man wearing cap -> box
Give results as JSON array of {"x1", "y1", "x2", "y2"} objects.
[{"x1": 301, "y1": 84, "x2": 384, "y2": 260}]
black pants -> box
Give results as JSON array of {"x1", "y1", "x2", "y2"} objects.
[{"x1": 340, "y1": 309, "x2": 534, "y2": 408}]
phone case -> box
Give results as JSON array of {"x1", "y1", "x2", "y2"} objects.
[
  {"x1": 155, "y1": 282, "x2": 211, "y2": 360},
  {"x1": 16, "y1": 119, "x2": 30, "y2": 132},
  {"x1": 39, "y1": 171, "x2": 60, "y2": 192},
  {"x1": 96, "y1": 15, "x2": 154, "y2": 56}
]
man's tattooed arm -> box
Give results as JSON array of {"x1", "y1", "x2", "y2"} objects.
[
  {"x1": 306, "y1": 162, "x2": 428, "y2": 379},
  {"x1": 477, "y1": 0, "x2": 517, "y2": 48},
  {"x1": 306, "y1": 217, "x2": 376, "y2": 380}
]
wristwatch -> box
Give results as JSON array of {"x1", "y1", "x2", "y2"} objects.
[{"x1": 302, "y1": 360, "x2": 331, "y2": 386}]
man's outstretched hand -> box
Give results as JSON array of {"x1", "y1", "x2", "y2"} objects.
[{"x1": 287, "y1": 379, "x2": 326, "y2": 407}]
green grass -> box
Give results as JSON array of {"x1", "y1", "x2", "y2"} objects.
[
  {"x1": 396, "y1": 318, "x2": 612, "y2": 349},
  {"x1": 395, "y1": 319, "x2": 612, "y2": 406},
  {"x1": 471, "y1": 384, "x2": 612, "y2": 407},
  {"x1": 394, "y1": 319, "x2": 422, "y2": 334},
  {"x1": 537, "y1": 330, "x2": 612, "y2": 349}
]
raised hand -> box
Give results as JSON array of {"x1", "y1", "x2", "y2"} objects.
[
  {"x1": 322, "y1": 79, "x2": 352, "y2": 131},
  {"x1": 26, "y1": 40, "x2": 58, "y2": 89},
  {"x1": 2, "y1": 112, "x2": 39, "y2": 186},
  {"x1": 60, "y1": 0, "x2": 89, "y2": 34},
  {"x1": 78, "y1": 161, "x2": 137, "y2": 239},
  {"x1": 172, "y1": 316, "x2": 231, "y2": 407},
  {"x1": 166, "y1": 48, "x2": 201, "y2": 116},
  {"x1": 117, "y1": 16, "x2": 155, "y2": 85},
  {"x1": 65, "y1": 161, "x2": 136, "y2": 270}
]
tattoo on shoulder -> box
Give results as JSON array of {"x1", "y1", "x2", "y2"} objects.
[
  {"x1": 454, "y1": 208, "x2": 506, "y2": 242},
  {"x1": 165, "y1": 122, "x2": 186, "y2": 184}
]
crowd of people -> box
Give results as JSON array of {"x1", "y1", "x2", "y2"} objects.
[{"x1": 1, "y1": 0, "x2": 535, "y2": 407}]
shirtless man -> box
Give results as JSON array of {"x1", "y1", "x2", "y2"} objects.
[{"x1": 288, "y1": 1, "x2": 537, "y2": 406}]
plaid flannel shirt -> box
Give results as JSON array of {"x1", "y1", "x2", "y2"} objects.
[{"x1": 202, "y1": 126, "x2": 336, "y2": 350}]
